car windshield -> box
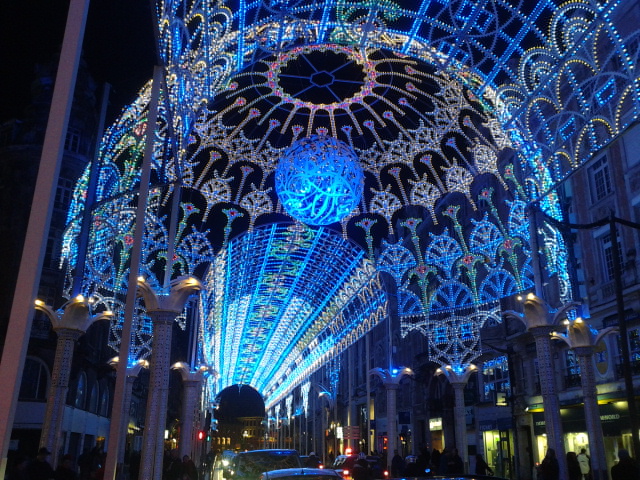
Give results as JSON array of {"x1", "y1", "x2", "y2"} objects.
[
  {"x1": 235, "y1": 451, "x2": 301, "y2": 477},
  {"x1": 331, "y1": 456, "x2": 353, "y2": 468}
]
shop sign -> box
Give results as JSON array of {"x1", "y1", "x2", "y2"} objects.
[
  {"x1": 429, "y1": 417, "x2": 442, "y2": 430},
  {"x1": 532, "y1": 404, "x2": 627, "y2": 436},
  {"x1": 479, "y1": 419, "x2": 496, "y2": 431}
]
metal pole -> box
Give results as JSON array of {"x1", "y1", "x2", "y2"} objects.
[
  {"x1": 103, "y1": 64, "x2": 163, "y2": 480},
  {"x1": 72, "y1": 82, "x2": 111, "y2": 297},
  {"x1": 0, "y1": 0, "x2": 89, "y2": 476}
]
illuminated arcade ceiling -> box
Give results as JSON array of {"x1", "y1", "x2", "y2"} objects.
[
  {"x1": 200, "y1": 223, "x2": 385, "y2": 406},
  {"x1": 61, "y1": 0, "x2": 640, "y2": 403}
]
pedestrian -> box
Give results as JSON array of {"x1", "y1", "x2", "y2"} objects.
[
  {"x1": 181, "y1": 454, "x2": 198, "y2": 480},
  {"x1": 567, "y1": 452, "x2": 582, "y2": 480},
  {"x1": 164, "y1": 449, "x2": 182, "y2": 480},
  {"x1": 475, "y1": 454, "x2": 494, "y2": 476},
  {"x1": 28, "y1": 447, "x2": 55, "y2": 480},
  {"x1": 55, "y1": 454, "x2": 78, "y2": 480},
  {"x1": 7, "y1": 454, "x2": 29, "y2": 480},
  {"x1": 538, "y1": 448, "x2": 560, "y2": 480},
  {"x1": 448, "y1": 448, "x2": 463, "y2": 475},
  {"x1": 438, "y1": 448, "x2": 449, "y2": 475},
  {"x1": 430, "y1": 449, "x2": 441, "y2": 474},
  {"x1": 352, "y1": 453, "x2": 371, "y2": 480},
  {"x1": 390, "y1": 450, "x2": 405, "y2": 477},
  {"x1": 577, "y1": 449, "x2": 590, "y2": 480},
  {"x1": 417, "y1": 445, "x2": 431, "y2": 474},
  {"x1": 306, "y1": 452, "x2": 321, "y2": 468},
  {"x1": 611, "y1": 449, "x2": 640, "y2": 480}
]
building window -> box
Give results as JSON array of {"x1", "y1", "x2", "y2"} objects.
[
  {"x1": 589, "y1": 156, "x2": 612, "y2": 202},
  {"x1": 88, "y1": 382, "x2": 99, "y2": 413},
  {"x1": 482, "y1": 355, "x2": 510, "y2": 403},
  {"x1": 19, "y1": 357, "x2": 49, "y2": 400},
  {"x1": 99, "y1": 384, "x2": 110, "y2": 417},
  {"x1": 629, "y1": 328, "x2": 640, "y2": 363},
  {"x1": 55, "y1": 177, "x2": 74, "y2": 210},
  {"x1": 65, "y1": 128, "x2": 81, "y2": 153},
  {"x1": 615, "y1": 328, "x2": 640, "y2": 378},
  {"x1": 75, "y1": 372, "x2": 87, "y2": 409},
  {"x1": 600, "y1": 233, "x2": 623, "y2": 280},
  {"x1": 563, "y1": 349, "x2": 581, "y2": 387}
]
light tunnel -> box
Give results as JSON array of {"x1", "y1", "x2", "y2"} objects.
[{"x1": 60, "y1": 0, "x2": 640, "y2": 408}]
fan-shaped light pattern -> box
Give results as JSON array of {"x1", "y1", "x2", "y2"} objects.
[
  {"x1": 275, "y1": 136, "x2": 364, "y2": 225},
  {"x1": 200, "y1": 223, "x2": 386, "y2": 405}
]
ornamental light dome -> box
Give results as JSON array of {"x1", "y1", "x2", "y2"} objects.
[{"x1": 275, "y1": 135, "x2": 364, "y2": 226}]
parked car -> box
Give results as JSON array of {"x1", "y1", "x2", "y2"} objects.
[
  {"x1": 299, "y1": 456, "x2": 324, "y2": 469},
  {"x1": 330, "y1": 454, "x2": 386, "y2": 479},
  {"x1": 226, "y1": 449, "x2": 302, "y2": 480},
  {"x1": 261, "y1": 468, "x2": 342, "y2": 480}
]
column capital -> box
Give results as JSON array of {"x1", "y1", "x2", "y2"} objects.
[
  {"x1": 34, "y1": 296, "x2": 112, "y2": 334},
  {"x1": 54, "y1": 327, "x2": 84, "y2": 341},
  {"x1": 369, "y1": 367, "x2": 413, "y2": 386},
  {"x1": 148, "y1": 309, "x2": 179, "y2": 325},
  {"x1": 573, "y1": 345, "x2": 595, "y2": 357},
  {"x1": 435, "y1": 364, "x2": 477, "y2": 384},
  {"x1": 529, "y1": 324, "x2": 555, "y2": 338},
  {"x1": 137, "y1": 276, "x2": 202, "y2": 313}
]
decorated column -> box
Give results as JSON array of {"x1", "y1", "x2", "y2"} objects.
[
  {"x1": 316, "y1": 383, "x2": 335, "y2": 462},
  {"x1": 552, "y1": 318, "x2": 616, "y2": 480},
  {"x1": 34, "y1": 296, "x2": 112, "y2": 467},
  {"x1": 370, "y1": 367, "x2": 413, "y2": 468},
  {"x1": 138, "y1": 276, "x2": 202, "y2": 480},
  {"x1": 108, "y1": 358, "x2": 148, "y2": 465},
  {"x1": 435, "y1": 364, "x2": 477, "y2": 469},
  {"x1": 505, "y1": 293, "x2": 578, "y2": 480},
  {"x1": 172, "y1": 362, "x2": 214, "y2": 458}
]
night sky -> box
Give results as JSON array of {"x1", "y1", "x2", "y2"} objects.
[{"x1": 0, "y1": 0, "x2": 157, "y2": 124}]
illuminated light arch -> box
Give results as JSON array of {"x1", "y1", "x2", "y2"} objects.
[{"x1": 60, "y1": 0, "x2": 640, "y2": 400}]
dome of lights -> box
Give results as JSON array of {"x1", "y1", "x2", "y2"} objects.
[
  {"x1": 59, "y1": 0, "x2": 640, "y2": 403},
  {"x1": 275, "y1": 135, "x2": 364, "y2": 226}
]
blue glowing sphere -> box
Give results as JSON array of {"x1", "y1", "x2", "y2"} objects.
[{"x1": 275, "y1": 135, "x2": 364, "y2": 226}]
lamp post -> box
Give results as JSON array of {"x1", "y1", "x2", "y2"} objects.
[
  {"x1": 435, "y1": 364, "x2": 477, "y2": 469},
  {"x1": 34, "y1": 296, "x2": 112, "y2": 467},
  {"x1": 505, "y1": 293, "x2": 578, "y2": 480},
  {"x1": 551, "y1": 318, "x2": 616, "y2": 480},
  {"x1": 138, "y1": 276, "x2": 202, "y2": 480},
  {"x1": 369, "y1": 367, "x2": 413, "y2": 469}
]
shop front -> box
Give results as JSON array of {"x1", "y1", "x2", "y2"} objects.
[
  {"x1": 531, "y1": 402, "x2": 632, "y2": 473},
  {"x1": 479, "y1": 417, "x2": 514, "y2": 478}
]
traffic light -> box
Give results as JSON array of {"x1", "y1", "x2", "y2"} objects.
[{"x1": 198, "y1": 430, "x2": 205, "y2": 441}]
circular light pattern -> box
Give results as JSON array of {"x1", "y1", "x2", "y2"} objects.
[{"x1": 275, "y1": 135, "x2": 364, "y2": 225}]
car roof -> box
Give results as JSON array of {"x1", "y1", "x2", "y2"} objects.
[
  {"x1": 238, "y1": 450, "x2": 299, "y2": 455},
  {"x1": 263, "y1": 468, "x2": 341, "y2": 478}
]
